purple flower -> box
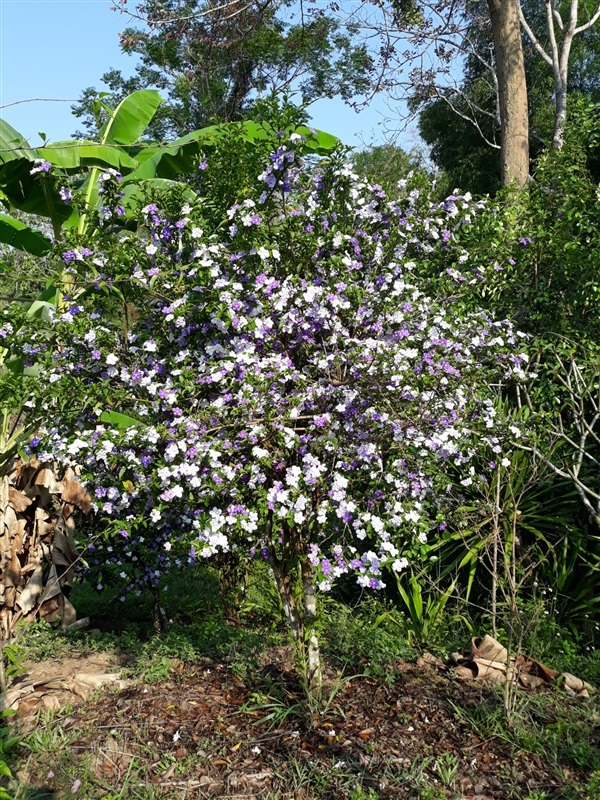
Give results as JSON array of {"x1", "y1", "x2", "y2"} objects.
[
  {"x1": 59, "y1": 186, "x2": 72, "y2": 203},
  {"x1": 198, "y1": 160, "x2": 208, "y2": 171},
  {"x1": 30, "y1": 159, "x2": 51, "y2": 175}
]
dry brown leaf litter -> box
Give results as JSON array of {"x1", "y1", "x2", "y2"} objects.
[{"x1": 12, "y1": 651, "x2": 597, "y2": 799}]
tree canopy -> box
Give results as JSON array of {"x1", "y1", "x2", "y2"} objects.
[{"x1": 72, "y1": 0, "x2": 373, "y2": 140}]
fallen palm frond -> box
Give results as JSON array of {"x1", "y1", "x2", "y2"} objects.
[{"x1": 0, "y1": 457, "x2": 91, "y2": 646}]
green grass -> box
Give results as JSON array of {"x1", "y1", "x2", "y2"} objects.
[{"x1": 3, "y1": 563, "x2": 600, "y2": 800}]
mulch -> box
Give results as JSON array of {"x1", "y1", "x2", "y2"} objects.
[{"x1": 16, "y1": 652, "x2": 595, "y2": 799}]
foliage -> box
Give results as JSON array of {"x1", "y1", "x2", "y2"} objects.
[
  {"x1": 72, "y1": 0, "x2": 372, "y2": 140},
  {"x1": 391, "y1": 571, "x2": 460, "y2": 650},
  {"x1": 322, "y1": 598, "x2": 416, "y2": 678},
  {"x1": 0, "y1": 110, "x2": 529, "y2": 693},
  {"x1": 350, "y1": 143, "x2": 428, "y2": 197},
  {"x1": 0, "y1": 92, "x2": 338, "y2": 260},
  {"x1": 413, "y1": 0, "x2": 600, "y2": 193}
]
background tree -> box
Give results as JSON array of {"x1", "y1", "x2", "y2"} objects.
[
  {"x1": 519, "y1": 0, "x2": 600, "y2": 149},
  {"x1": 411, "y1": 0, "x2": 600, "y2": 191},
  {"x1": 350, "y1": 142, "x2": 427, "y2": 194},
  {"x1": 72, "y1": 0, "x2": 373, "y2": 140},
  {"x1": 486, "y1": 0, "x2": 529, "y2": 185}
]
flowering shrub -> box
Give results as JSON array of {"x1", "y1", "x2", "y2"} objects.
[{"x1": 6, "y1": 135, "x2": 526, "y2": 682}]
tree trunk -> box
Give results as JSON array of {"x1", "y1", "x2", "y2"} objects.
[
  {"x1": 301, "y1": 559, "x2": 322, "y2": 694},
  {"x1": 487, "y1": 0, "x2": 529, "y2": 186},
  {"x1": 550, "y1": 0, "x2": 577, "y2": 150},
  {"x1": 269, "y1": 523, "x2": 322, "y2": 698}
]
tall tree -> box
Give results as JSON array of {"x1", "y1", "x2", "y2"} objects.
[
  {"x1": 486, "y1": 0, "x2": 529, "y2": 185},
  {"x1": 404, "y1": 0, "x2": 600, "y2": 190},
  {"x1": 519, "y1": 0, "x2": 600, "y2": 148},
  {"x1": 73, "y1": 0, "x2": 372, "y2": 140},
  {"x1": 340, "y1": 0, "x2": 529, "y2": 185}
]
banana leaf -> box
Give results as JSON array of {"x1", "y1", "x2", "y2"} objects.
[
  {"x1": 0, "y1": 214, "x2": 52, "y2": 256},
  {"x1": 39, "y1": 141, "x2": 138, "y2": 172},
  {"x1": 98, "y1": 89, "x2": 162, "y2": 146}
]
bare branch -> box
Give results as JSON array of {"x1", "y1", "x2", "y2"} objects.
[
  {"x1": 575, "y1": 2, "x2": 600, "y2": 33},
  {"x1": 519, "y1": 6, "x2": 552, "y2": 65},
  {"x1": 552, "y1": 0, "x2": 565, "y2": 31},
  {"x1": 111, "y1": 0, "x2": 272, "y2": 27},
  {"x1": 437, "y1": 92, "x2": 500, "y2": 149},
  {"x1": 0, "y1": 98, "x2": 80, "y2": 110}
]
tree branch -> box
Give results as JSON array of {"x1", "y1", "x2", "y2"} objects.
[
  {"x1": 575, "y1": 2, "x2": 600, "y2": 33},
  {"x1": 519, "y1": 6, "x2": 553, "y2": 65}
]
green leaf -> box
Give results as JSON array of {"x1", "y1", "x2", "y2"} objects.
[
  {"x1": 0, "y1": 158, "x2": 71, "y2": 223},
  {"x1": 38, "y1": 283, "x2": 59, "y2": 303},
  {"x1": 26, "y1": 299, "x2": 55, "y2": 321},
  {"x1": 120, "y1": 178, "x2": 197, "y2": 211},
  {"x1": 0, "y1": 213, "x2": 52, "y2": 256},
  {"x1": 3, "y1": 356, "x2": 23, "y2": 375},
  {"x1": 39, "y1": 141, "x2": 138, "y2": 172},
  {"x1": 0, "y1": 118, "x2": 38, "y2": 164},
  {"x1": 99, "y1": 90, "x2": 162, "y2": 146},
  {"x1": 124, "y1": 121, "x2": 339, "y2": 182},
  {"x1": 99, "y1": 410, "x2": 144, "y2": 429}
]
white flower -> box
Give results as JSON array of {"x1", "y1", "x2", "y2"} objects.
[
  {"x1": 251, "y1": 746, "x2": 261, "y2": 755},
  {"x1": 172, "y1": 731, "x2": 181, "y2": 742},
  {"x1": 105, "y1": 353, "x2": 119, "y2": 366},
  {"x1": 501, "y1": 457, "x2": 511, "y2": 467}
]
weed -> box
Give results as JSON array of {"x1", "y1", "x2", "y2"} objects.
[
  {"x1": 240, "y1": 689, "x2": 304, "y2": 729},
  {"x1": 433, "y1": 751, "x2": 459, "y2": 788},
  {"x1": 348, "y1": 787, "x2": 379, "y2": 800},
  {"x1": 323, "y1": 598, "x2": 415, "y2": 679}
]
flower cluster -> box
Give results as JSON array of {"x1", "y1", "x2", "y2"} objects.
[{"x1": 96, "y1": 169, "x2": 125, "y2": 222}]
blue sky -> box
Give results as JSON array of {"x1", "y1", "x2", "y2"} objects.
[{"x1": 0, "y1": 0, "x2": 418, "y2": 151}]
